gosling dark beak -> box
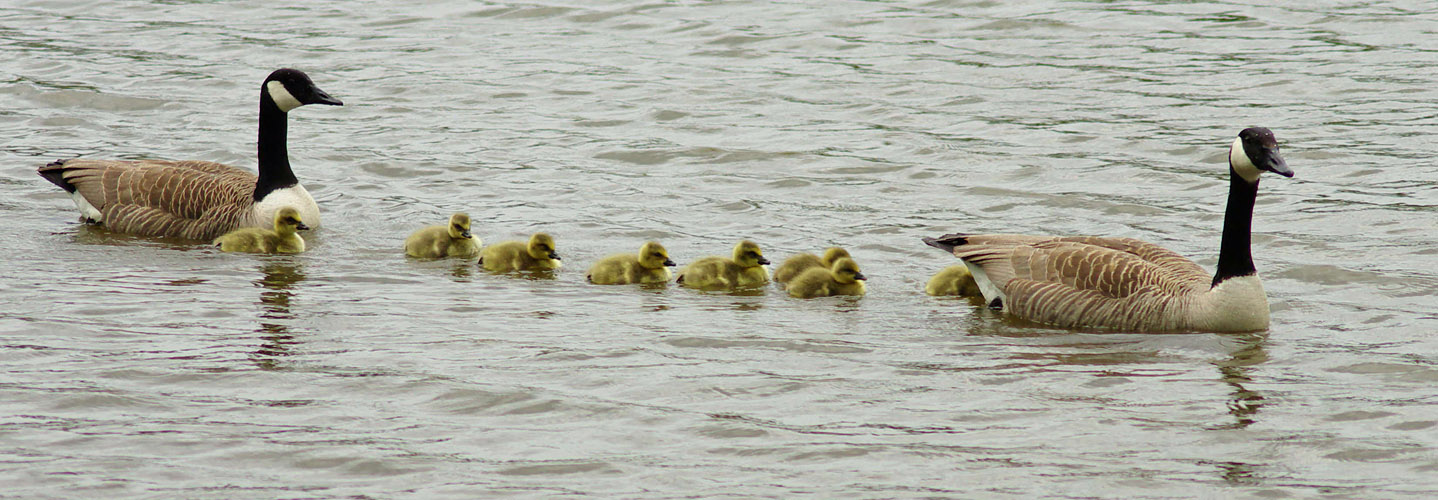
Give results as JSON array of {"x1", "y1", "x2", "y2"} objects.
[
  {"x1": 1260, "y1": 149, "x2": 1293, "y2": 178},
  {"x1": 757, "y1": 257, "x2": 771, "y2": 265},
  {"x1": 296, "y1": 222, "x2": 310, "y2": 231},
  {"x1": 461, "y1": 230, "x2": 472, "y2": 239},
  {"x1": 309, "y1": 87, "x2": 343, "y2": 106},
  {"x1": 854, "y1": 272, "x2": 867, "y2": 281},
  {"x1": 549, "y1": 252, "x2": 561, "y2": 260},
  {"x1": 664, "y1": 259, "x2": 676, "y2": 267}
]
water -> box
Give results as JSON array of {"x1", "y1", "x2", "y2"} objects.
[{"x1": 3, "y1": 0, "x2": 1437, "y2": 497}]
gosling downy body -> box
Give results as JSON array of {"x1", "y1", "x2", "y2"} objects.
[
  {"x1": 405, "y1": 213, "x2": 480, "y2": 259},
  {"x1": 676, "y1": 240, "x2": 770, "y2": 290},
  {"x1": 479, "y1": 232, "x2": 561, "y2": 272},
  {"x1": 37, "y1": 69, "x2": 342, "y2": 240},
  {"x1": 214, "y1": 206, "x2": 308, "y2": 253},
  {"x1": 787, "y1": 257, "x2": 867, "y2": 298},
  {"x1": 923, "y1": 127, "x2": 1294, "y2": 333},
  {"x1": 773, "y1": 247, "x2": 852, "y2": 284},
  {"x1": 588, "y1": 241, "x2": 676, "y2": 285},
  {"x1": 925, "y1": 264, "x2": 981, "y2": 297}
]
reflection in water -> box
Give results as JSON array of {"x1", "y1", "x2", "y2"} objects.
[
  {"x1": 249, "y1": 260, "x2": 306, "y2": 371},
  {"x1": 1212, "y1": 333, "x2": 1269, "y2": 431},
  {"x1": 449, "y1": 261, "x2": 474, "y2": 281}
]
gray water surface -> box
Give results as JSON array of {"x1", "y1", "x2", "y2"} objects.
[{"x1": 3, "y1": 1, "x2": 1437, "y2": 498}]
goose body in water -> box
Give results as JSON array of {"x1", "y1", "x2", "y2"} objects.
[
  {"x1": 38, "y1": 68, "x2": 342, "y2": 240},
  {"x1": 924, "y1": 127, "x2": 1294, "y2": 333}
]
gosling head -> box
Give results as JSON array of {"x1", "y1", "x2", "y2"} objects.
[
  {"x1": 732, "y1": 240, "x2": 769, "y2": 268},
  {"x1": 448, "y1": 213, "x2": 473, "y2": 239},
  {"x1": 263, "y1": 68, "x2": 343, "y2": 113},
  {"x1": 1229, "y1": 127, "x2": 1293, "y2": 183},
  {"x1": 638, "y1": 241, "x2": 675, "y2": 269},
  {"x1": 273, "y1": 206, "x2": 308, "y2": 233},
  {"x1": 821, "y1": 247, "x2": 852, "y2": 266},
  {"x1": 527, "y1": 232, "x2": 560, "y2": 261},
  {"x1": 830, "y1": 257, "x2": 866, "y2": 284}
]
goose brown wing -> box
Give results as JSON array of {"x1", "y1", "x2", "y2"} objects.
[
  {"x1": 1008, "y1": 240, "x2": 1208, "y2": 298},
  {"x1": 50, "y1": 159, "x2": 255, "y2": 239}
]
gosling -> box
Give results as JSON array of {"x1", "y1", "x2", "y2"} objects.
[
  {"x1": 786, "y1": 257, "x2": 867, "y2": 298},
  {"x1": 925, "y1": 264, "x2": 982, "y2": 297},
  {"x1": 213, "y1": 207, "x2": 308, "y2": 254},
  {"x1": 479, "y1": 232, "x2": 561, "y2": 272},
  {"x1": 676, "y1": 240, "x2": 770, "y2": 290},
  {"x1": 404, "y1": 213, "x2": 481, "y2": 259},
  {"x1": 773, "y1": 247, "x2": 852, "y2": 284},
  {"x1": 588, "y1": 241, "x2": 676, "y2": 285}
]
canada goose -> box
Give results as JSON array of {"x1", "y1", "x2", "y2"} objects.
[
  {"x1": 923, "y1": 127, "x2": 1294, "y2": 333},
  {"x1": 773, "y1": 247, "x2": 852, "y2": 284},
  {"x1": 786, "y1": 257, "x2": 867, "y2": 298},
  {"x1": 36, "y1": 68, "x2": 342, "y2": 240},
  {"x1": 479, "y1": 232, "x2": 561, "y2": 272},
  {"x1": 925, "y1": 265, "x2": 981, "y2": 297},
  {"x1": 213, "y1": 206, "x2": 308, "y2": 253},
  {"x1": 588, "y1": 241, "x2": 676, "y2": 285},
  {"x1": 676, "y1": 240, "x2": 770, "y2": 289},
  {"x1": 404, "y1": 213, "x2": 481, "y2": 259}
]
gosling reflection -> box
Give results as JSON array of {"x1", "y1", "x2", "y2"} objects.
[
  {"x1": 250, "y1": 260, "x2": 306, "y2": 371},
  {"x1": 1212, "y1": 333, "x2": 1268, "y2": 431}
]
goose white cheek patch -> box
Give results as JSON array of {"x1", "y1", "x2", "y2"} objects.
[
  {"x1": 266, "y1": 81, "x2": 303, "y2": 112},
  {"x1": 1230, "y1": 136, "x2": 1260, "y2": 182}
]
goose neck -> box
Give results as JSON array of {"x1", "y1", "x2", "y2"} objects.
[
  {"x1": 254, "y1": 95, "x2": 297, "y2": 202},
  {"x1": 1213, "y1": 167, "x2": 1259, "y2": 287}
]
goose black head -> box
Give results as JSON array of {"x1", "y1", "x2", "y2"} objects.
[
  {"x1": 263, "y1": 68, "x2": 343, "y2": 112},
  {"x1": 1230, "y1": 127, "x2": 1293, "y2": 182}
]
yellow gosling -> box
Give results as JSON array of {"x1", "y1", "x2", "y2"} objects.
[
  {"x1": 676, "y1": 240, "x2": 770, "y2": 290},
  {"x1": 213, "y1": 207, "x2": 307, "y2": 254},
  {"x1": 786, "y1": 257, "x2": 867, "y2": 298},
  {"x1": 925, "y1": 264, "x2": 981, "y2": 297},
  {"x1": 405, "y1": 213, "x2": 481, "y2": 259},
  {"x1": 479, "y1": 232, "x2": 561, "y2": 272},
  {"x1": 773, "y1": 247, "x2": 851, "y2": 284},
  {"x1": 588, "y1": 241, "x2": 676, "y2": 285}
]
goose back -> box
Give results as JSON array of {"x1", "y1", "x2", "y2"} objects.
[
  {"x1": 927, "y1": 233, "x2": 1250, "y2": 332},
  {"x1": 40, "y1": 158, "x2": 259, "y2": 240}
]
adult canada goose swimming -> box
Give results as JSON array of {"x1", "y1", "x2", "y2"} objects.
[
  {"x1": 587, "y1": 241, "x2": 676, "y2": 285},
  {"x1": 676, "y1": 240, "x2": 770, "y2": 290},
  {"x1": 213, "y1": 206, "x2": 308, "y2": 254},
  {"x1": 405, "y1": 213, "x2": 481, "y2": 259},
  {"x1": 773, "y1": 247, "x2": 851, "y2": 284},
  {"x1": 37, "y1": 68, "x2": 342, "y2": 240},
  {"x1": 786, "y1": 257, "x2": 867, "y2": 298},
  {"x1": 923, "y1": 127, "x2": 1294, "y2": 333},
  {"x1": 479, "y1": 233, "x2": 561, "y2": 272}
]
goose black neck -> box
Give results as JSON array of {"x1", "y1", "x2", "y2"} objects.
[
  {"x1": 1213, "y1": 168, "x2": 1259, "y2": 287},
  {"x1": 254, "y1": 93, "x2": 296, "y2": 202}
]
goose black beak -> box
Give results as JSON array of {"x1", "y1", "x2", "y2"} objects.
[
  {"x1": 310, "y1": 88, "x2": 343, "y2": 106},
  {"x1": 1261, "y1": 149, "x2": 1293, "y2": 178},
  {"x1": 664, "y1": 259, "x2": 676, "y2": 267},
  {"x1": 549, "y1": 252, "x2": 561, "y2": 260},
  {"x1": 757, "y1": 257, "x2": 771, "y2": 265},
  {"x1": 854, "y1": 272, "x2": 867, "y2": 281},
  {"x1": 296, "y1": 222, "x2": 311, "y2": 231},
  {"x1": 461, "y1": 230, "x2": 472, "y2": 239}
]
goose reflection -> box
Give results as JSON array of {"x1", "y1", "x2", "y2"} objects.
[
  {"x1": 1211, "y1": 333, "x2": 1268, "y2": 430},
  {"x1": 249, "y1": 260, "x2": 306, "y2": 370}
]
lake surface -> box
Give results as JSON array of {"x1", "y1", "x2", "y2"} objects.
[{"x1": 2, "y1": 0, "x2": 1437, "y2": 497}]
